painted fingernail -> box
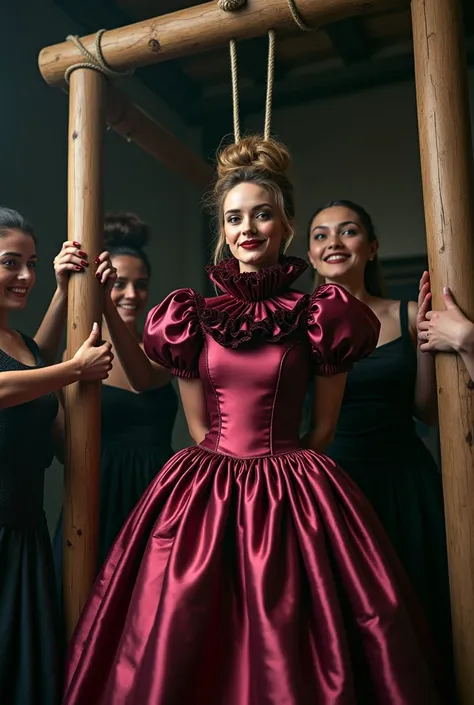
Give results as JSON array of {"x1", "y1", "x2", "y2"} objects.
[
  {"x1": 75, "y1": 265, "x2": 83, "y2": 271},
  {"x1": 81, "y1": 260, "x2": 89, "y2": 267},
  {"x1": 73, "y1": 241, "x2": 81, "y2": 248},
  {"x1": 94, "y1": 256, "x2": 100, "y2": 264},
  {"x1": 78, "y1": 250, "x2": 87, "y2": 258},
  {"x1": 96, "y1": 271, "x2": 101, "y2": 278}
]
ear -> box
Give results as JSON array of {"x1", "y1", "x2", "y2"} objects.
[{"x1": 368, "y1": 239, "x2": 379, "y2": 262}]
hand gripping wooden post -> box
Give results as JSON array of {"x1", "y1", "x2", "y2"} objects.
[
  {"x1": 63, "y1": 67, "x2": 106, "y2": 638},
  {"x1": 411, "y1": 0, "x2": 474, "y2": 701}
]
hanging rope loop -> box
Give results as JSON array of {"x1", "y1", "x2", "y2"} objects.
[{"x1": 219, "y1": 0, "x2": 314, "y2": 143}]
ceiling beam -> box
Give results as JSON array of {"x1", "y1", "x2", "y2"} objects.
[
  {"x1": 53, "y1": 0, "x2": 201, "y2": 124},
  {"x1": 40, "y1": 0, "x2": 410, "y2": 88},
  {"x1": 324, "y1": 18, "x2": 372, "y2": 64},
  {"x1": 193, "y1": 34, "x2": 474, "y2": 120}
]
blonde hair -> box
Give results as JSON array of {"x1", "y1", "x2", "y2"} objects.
[{"x1": 209, "y1": 135, "x2": 295, "y2": 264}]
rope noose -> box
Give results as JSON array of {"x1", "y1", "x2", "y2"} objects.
[{"x1": 219, "y1": 0, "x2": 312, "y2": 143}]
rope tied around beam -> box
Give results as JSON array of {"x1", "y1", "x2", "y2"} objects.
[
  {"x1": 218, "y1": 0, "x2": 313, "y2": 31},
  {"x1": 64, "y1": 29, "x2": 134, "y2": 84}
]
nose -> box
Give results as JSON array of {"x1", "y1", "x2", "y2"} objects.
[
  {"x1": 241, "y1": 216, "x2": 255, "y2": 235},
  {"x1": 17, "y1": 266, "x2": 34, "y2": 283},
  {"x1": 123, "y1": 283, "x2": 138, "y2": 299},
  {"x1": 326, "y1": 233, "x2": 344, "y2": 250}
]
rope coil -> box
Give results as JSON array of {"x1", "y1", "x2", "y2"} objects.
[
  {"x1": 218, "y1": 0, "x2": 313, "y2": 31},
  {"x1": 64, "y1": 29, "x2": 133, "y2": 84}
]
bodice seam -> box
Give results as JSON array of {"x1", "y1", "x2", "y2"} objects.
[
  {"x1": 269, "y1": 342, "x2": 298, "y2": 455},
  {"x1": 196, "y1": 444, "x2": 310, "y2": 461},
  {"x1": 203, "y1": 337, "x2": 221, "y2": 452}
]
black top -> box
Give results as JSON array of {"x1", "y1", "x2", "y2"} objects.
[{"x1": 0, "y1": 334, "x2": 58, "y2": 528}]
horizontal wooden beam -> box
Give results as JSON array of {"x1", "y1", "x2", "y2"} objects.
[
  {"x1": 53, "y1": 0, "x2": 201, "y2": 123},
  {"x1": 106, "y1": 85, "x2": 213, "y2": 189},
  {"x1": 39, "y1": 0, "x2": 409, "y2": 88}
]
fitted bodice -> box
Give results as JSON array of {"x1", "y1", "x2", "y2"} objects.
[
  {"x1": 0, "y1": 334, "x2": 58, "y2": 527},
  {"x1": 101, "y1": 382, "x2": 178, "y2": 448},
  {"x1": 143, "y1": 257, "x2": 382, "y2": 460},
  {"x1": 200, "y1": 334, "x2": 311, "y2": 457}
]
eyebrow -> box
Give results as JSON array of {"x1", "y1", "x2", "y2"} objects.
[
  {"x1": 0, "y1": 251, "x2": 38, "y2": 259},
  {"x1": 224, "y1": 202, "x2": 273, "y2": 216},
  {"x1": 311, "y1": 220, "x2": 360, "y2": 233}
]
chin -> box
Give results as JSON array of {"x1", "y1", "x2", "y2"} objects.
[{"x1": 237, "y1": 250, "x2": 276, "y2": 269}]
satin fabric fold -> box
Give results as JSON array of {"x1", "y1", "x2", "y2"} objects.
[{"x1": 64, "y1": 447, "x2": 442, "y2": 705}]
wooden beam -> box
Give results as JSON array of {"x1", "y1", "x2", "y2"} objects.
[
  {"x1": 63, "y1": 68, "x2": 105, "y2": 638},
  {"x1": 325, "y1": 18, "x2": 372, "y2": 64},
  {"x1": 39, "y1": 0, "x2": 409, "y2": 88},
  {"x1": 411, "y1": 0, "x2": 474, "y2": 702},
  {"x1": 54, "y1": 0, "x2": 201, "y2": 124},
  {"x1": 106, "y1": 85, "x2": 213, "y2": 189}
]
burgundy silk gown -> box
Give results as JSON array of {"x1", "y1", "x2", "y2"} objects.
[{"x1": 63, "y1": 257, "x2": 444, "y2": 705}]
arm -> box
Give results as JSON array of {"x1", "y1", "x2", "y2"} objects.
[
  {"x1": 303, "y1": 372, "x2": 347, "y2": 453},
  {"x1": 104, "y1": 297, "x2": 170, "y2": 391},
  {"x1": 0, "y1": 359, "x2": 81, "y2": 409},
  {"x1": 34, "y1": 289, "x2": 67, "y2": 365},
  {"x1": 0, "y1": 323, "x2": 112, "y2": 409},
  {"x1": 418, "y1": 286, "x2": 474, "y2": 382},
  {"x1": 34, "y1": 241, "x2": 88, "y2": 365},
  {"x1": 51, "y1": 396, "x2": 65, "y2": 464},
  {"x1": 178, "y1": 377, "x2": 210, "y2": 444},
  {"x1": 98, "y1": 252, "x2": 170, "y2": 392},
  {"x1": 411, "y1": 273, "x2": 438, "y2": 426}
]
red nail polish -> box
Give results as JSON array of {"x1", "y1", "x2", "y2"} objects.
[
  {"x1": 75, "y1": 265, "x2": 82, "y2": 271},
  {"x1": 96, "y1": 271, "x2": 101, "y2": 278},
  {"x1": 81, "y1": 260, "x2": 89, "y2": 266},
  {"x1": 94, "y1": 257, "x2": 100, "y2": 265},
  {"x1": 73, "y1": 241, "x2": 81, "y2": 248},
  {"x1": 78, "y1": 251, "x2": 87, "y2": 258}
]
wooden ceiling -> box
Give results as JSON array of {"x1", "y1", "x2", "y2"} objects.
[{"x1": 56, "y1": 0, "x2": 474, "y2": 127}]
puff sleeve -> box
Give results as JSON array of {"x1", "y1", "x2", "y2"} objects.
[
  {"x1": 307, "y1": 284, "x2": 381, "y2": 376},
  {"x1": 143, "y1": 288, "x2": 203, "y2": 378}
]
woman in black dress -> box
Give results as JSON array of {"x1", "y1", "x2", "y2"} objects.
[
  {"x1": 306, "y1": 200, "x2": 454, "y2": 685},
  {"x1": 0, "y1": 207, "x2": 113, "y2": 705},
  {"x1": 54, "y1": 213, "x2": 178, "y2": 571}
]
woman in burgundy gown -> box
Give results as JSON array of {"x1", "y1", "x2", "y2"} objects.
[{"x1": 63, "y1": 136, "x2": 445, "y2": 704}]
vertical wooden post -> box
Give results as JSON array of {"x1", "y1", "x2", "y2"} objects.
[
  {"x1": 411, "y1": 0, "x2": 474, "y2": 701},
  {"x1": 63, "y1": 68, "x2": 106, "y2": 638}
]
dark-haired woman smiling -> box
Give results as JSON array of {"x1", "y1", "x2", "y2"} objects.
[
  {"x1": 307, "y1": 199, "x2": 454, "y2": 689},
  {"x1": 0, "y1": 207, "x2": 113, "y2": 705}
]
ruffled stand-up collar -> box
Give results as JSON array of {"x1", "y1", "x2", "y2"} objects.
[{"x1": 196, "y1": 256, "x2": 309, "y2": 348}]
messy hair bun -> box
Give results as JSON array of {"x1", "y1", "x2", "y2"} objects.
[
  {"x1": 216, "y1": 135, "x2": 291, "y2": 180},
  {"x1": 104, "y1": 211, "x2": 152, "y2": 276},
  {"x1": 211, "y1": 135, "x2": 295, "y2": 264}
]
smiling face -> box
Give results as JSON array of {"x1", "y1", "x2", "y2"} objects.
[
  {"x1": 110, "y1": 254, "x2": 149, "y2": 324},
  {"x1": 223, "y1": 182, "x2": 288, "y2": 272},
  {"x1": 0, "y1": 230, "x2": 37, "y2": 312},
  {"x1": 307, "y1": 206, "x2": 378, "y2": 287}
]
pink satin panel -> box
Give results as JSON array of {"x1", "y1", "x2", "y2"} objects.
[{"x1": 64, "y1": 259, "x2": 444, "y2": 705}]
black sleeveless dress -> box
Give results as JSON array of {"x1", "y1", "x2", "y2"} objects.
[
  {"x1": 324, "y1": 302, "x2": 452, "y2": 669},
  {"x1": 54, "y1": 382, "x2": 178, "y2": 575},
  {"x1": 0, "y1": 334, "x2": 62, "y2": 705}
]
